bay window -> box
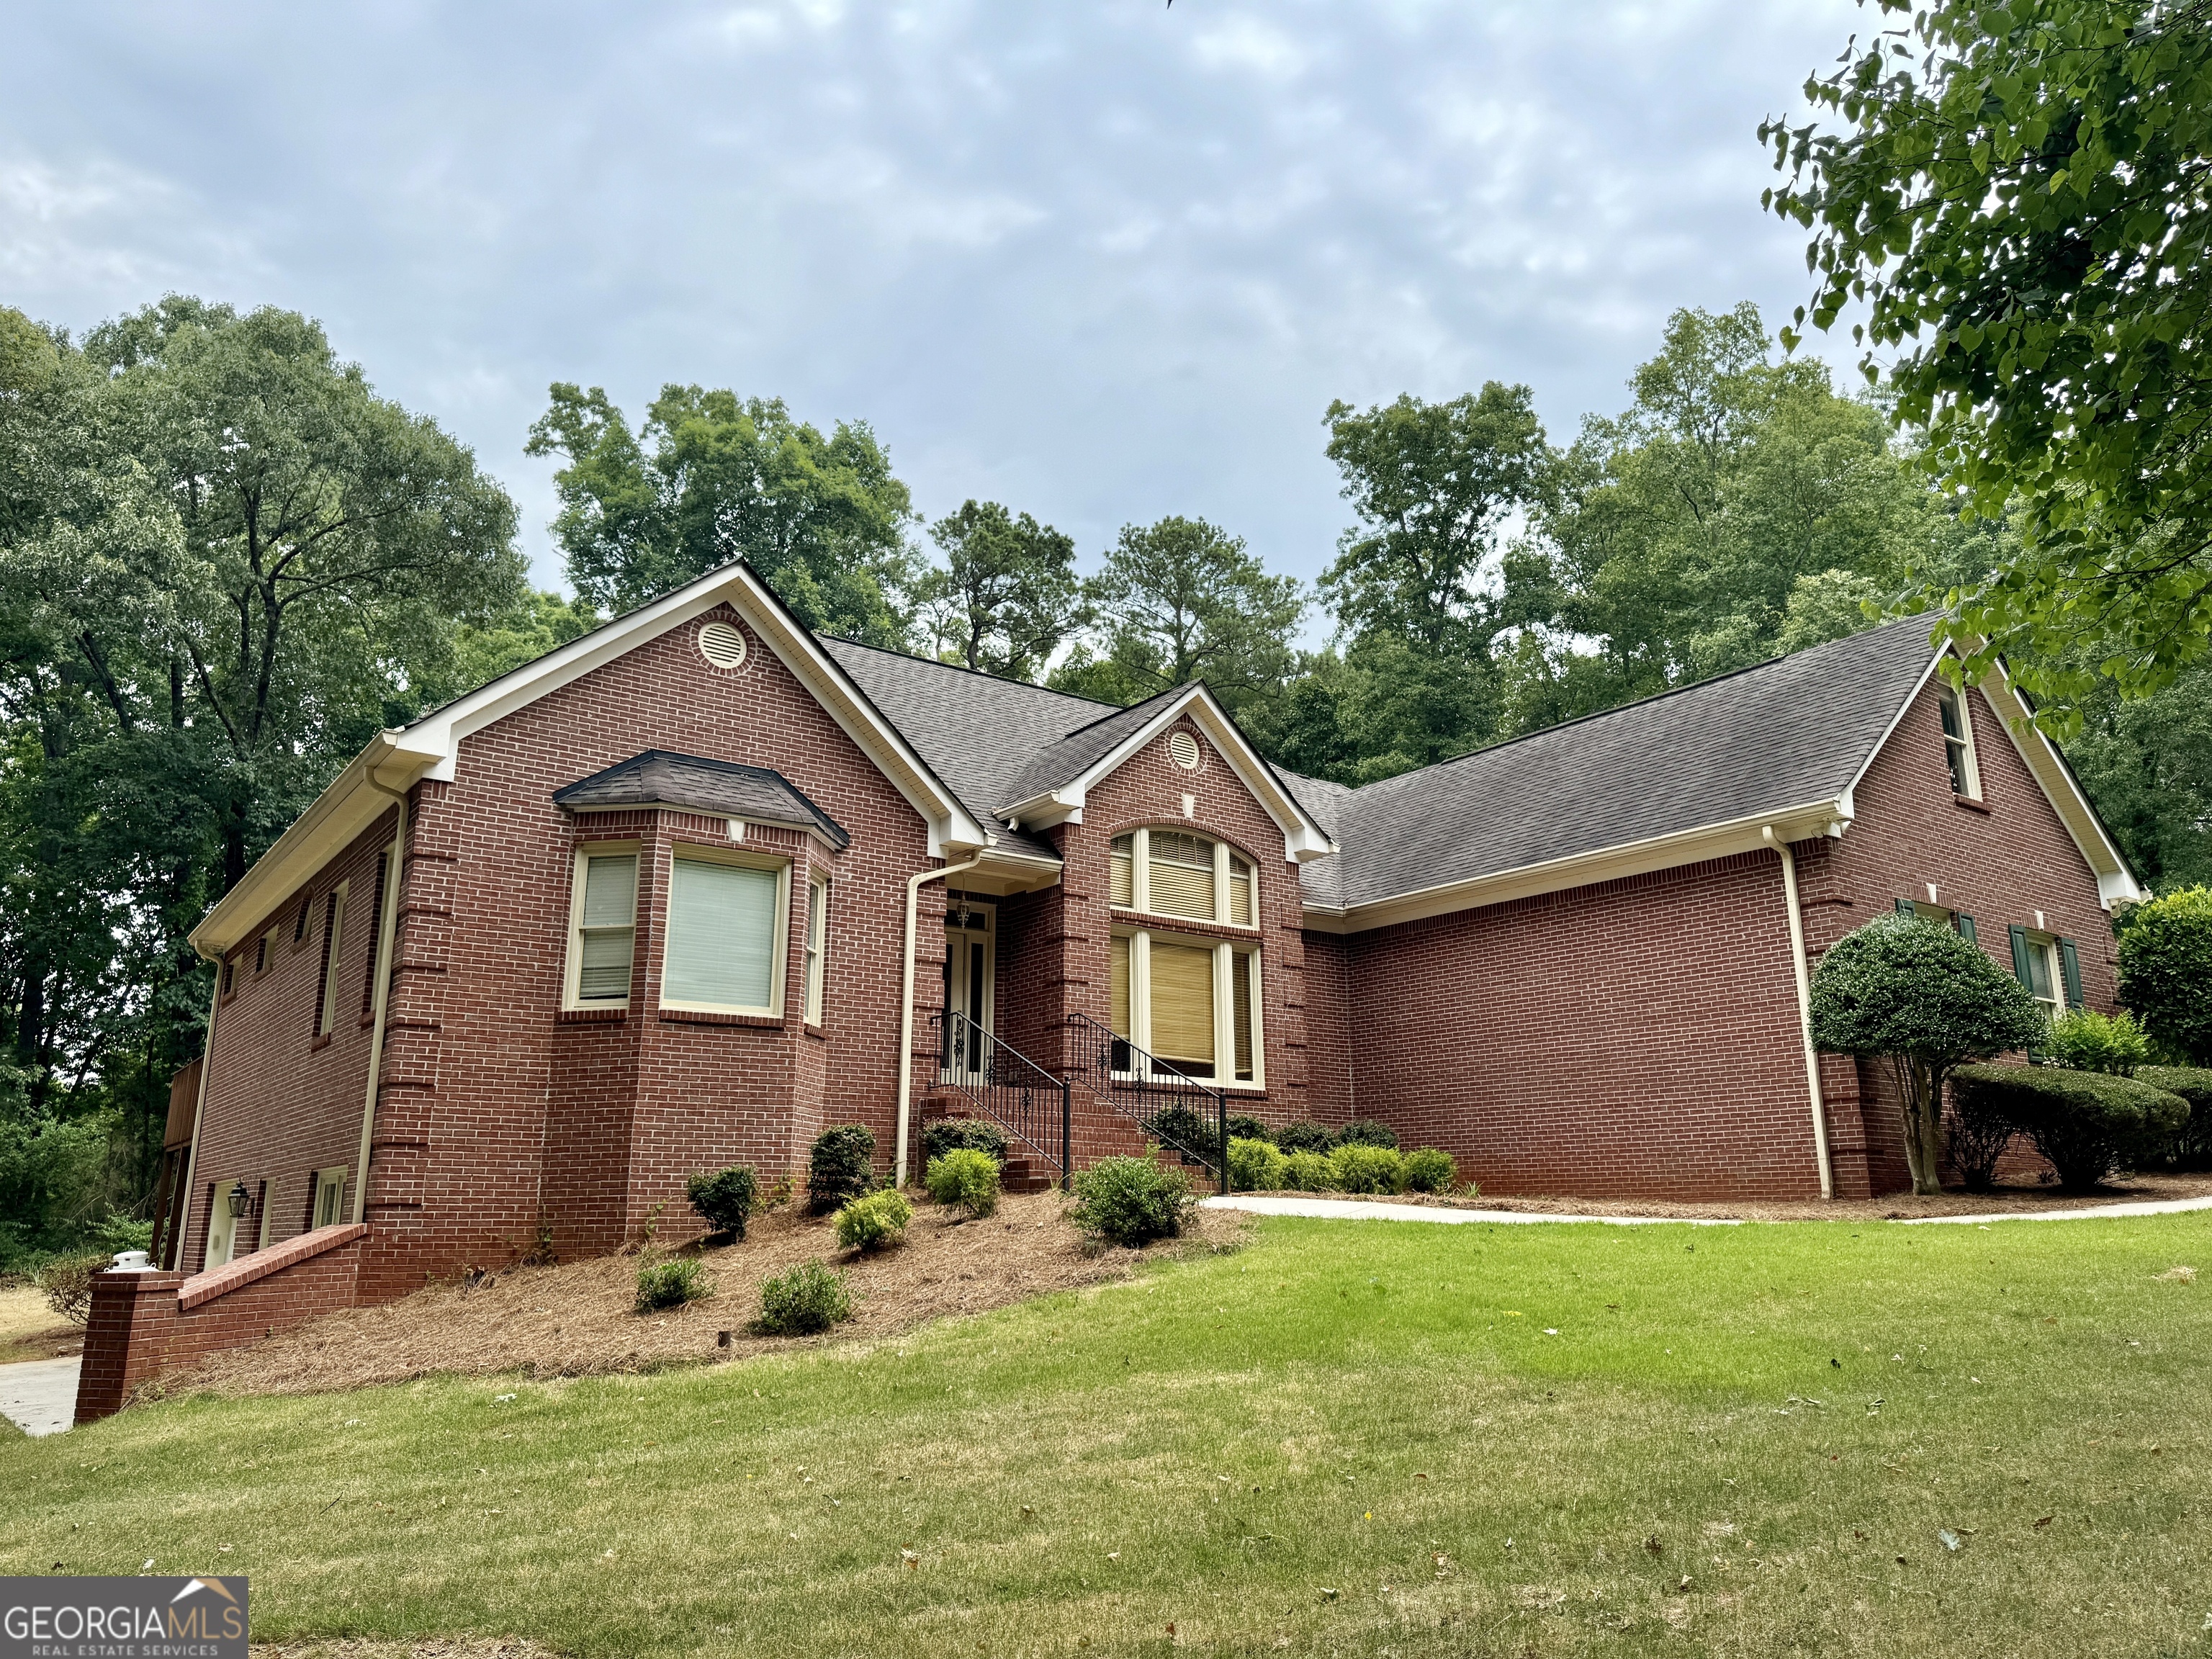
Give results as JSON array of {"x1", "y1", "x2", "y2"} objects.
[
  {"x1": 660, "y1": 850, "x2": 789, "y2": 1016},
  {"x1": 566, "y1": 848, "x2": 639, "y2": 1008}
]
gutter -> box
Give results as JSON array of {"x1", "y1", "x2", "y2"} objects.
[
  {"x1": 1763, "y1": 824, "x2": 1834, "y2": 1200},
  {"x1": 352, "y1": 782, "x2": 410, "y2": 1226},
  {"x1": 894, "y1": 852, "x2": 986, "y2": 1186}
]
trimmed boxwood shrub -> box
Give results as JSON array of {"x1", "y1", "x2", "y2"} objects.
[
  {"x1": 755, "y1": 1259, "x2": 853, "y2": 1334},
  {"x1": 2139, "y1": 1065, "x2": 2212, "y2": 1168},
  {"x1": 1282, "y1": 1149, "x2": 1337, "y2": 1191},
  {"x1": 1226, "y1": 1114, "x2": 1270, "y2": 1145},
  {"x1": 685, "y1": 1164, "x2": 760, "y2": 1240},
  {"x1": 1141, "y1": 1104, "x2": 1218, "y2": 1163},
  {"x1": 634, "y1": 1257, "x2": 712, "y2": 1313},
  {"x1": 834, "y1": 1189, "x2": 912, "y2": 1252},
  {"x1": 1069, "y1": 1154, "x2": 1193, "y2": 1245},
  {"x1": 922, "y1": 1118, "x2": 1009, "y2": 1164},
  {"x1": 1227, "y1": 1136, "x2": 1287, "y2": 1192},
  {"x1": 807, "y1": 1125, "x2": 877, "y2": 1214},
  {"x1": 1330, "y1": 1143, "x2": 1405, "y2": 1195},
  {"x1": 2118, "y1": 886, "x2": 2212, "y2": 1065},
  {"x1": 1401, "y1": 1147, "x2": 1457, "y2": 1194},
  {"x1": 1951, "y1": 1063, "x2": 2189, "y2": 1191},
  {"x1": 925, "y1": 1148, "x2": 1002, "y2": 1218},
  {"x1": 1273, "y1": 1120, "x2": 1336, "y2": 1156},
  {"x1": 1335, "y1": 1118, "x2": 1400, "y2": 1150}
]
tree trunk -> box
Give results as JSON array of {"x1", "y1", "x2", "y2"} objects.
[{"x1": 1898, "y1": 1058, "x2": 1943, "y2": 1197}]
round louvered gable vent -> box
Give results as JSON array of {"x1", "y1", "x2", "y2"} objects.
[
  {"x1": 698, "y1": 621, "x2": 747, "y2": 668},
  {"x1": 1167, "y1": 729, "x2": 1201, "y2": 770}
]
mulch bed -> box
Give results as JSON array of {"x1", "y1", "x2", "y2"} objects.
[
  {"x1": 179, "y1": 1191, "x2": 1246, "y2": 1400},
  {"x1": 1228, "y1": 1169, "x2": 2212, "y2": 1223}
]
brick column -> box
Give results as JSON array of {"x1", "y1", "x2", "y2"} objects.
[{"x1": 73, "y1": 1269, "x2": 184, "y2": 1425}]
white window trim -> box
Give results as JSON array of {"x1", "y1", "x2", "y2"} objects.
[
  {"x1": 804, "y1": 873, "x2": 829, "y2": 1026},
  {"x1": 2023, "y1": 927, "x2": 2066, "y2": 1018},
  {"x1": 1112, "y1": 922, "x2": 1265, "y2": 1091},
  {"x1": 657, "y1": 845, "x2": 792, "y2": 1017},
  {"x1": 1110, "y1": 827, "x2": 1261, "y2": 932},
  {"x1": 564, "y1": 842, "x2": 641, "y2": 1011},
  {"x1": 312, "y1": 1164, "x2": 350, "y2": 1230},
  {"x1": 1940, "y1": 682, "x2": 1984, "y2": 799},
  {"x1": 207, "y1": 1180, "x2": 240, "y2": 1269},
  {"x1": 316, "y1": 881, "x2": 350, "y2": 1036}
]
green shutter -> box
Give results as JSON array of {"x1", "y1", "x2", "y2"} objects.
[
  {"x1": 1895, "y1": 898, "x2": 1915, "y2": 915},
  {"x1": 2008, "y1": 925, "x2": 2033, "y2": 987},
  {"x1": 1956, "y1": 913, "x2": 1977, "y2": 945},
  {"x1": 2057, "y1": 938, "x2": 2084, "y2": 1010}
]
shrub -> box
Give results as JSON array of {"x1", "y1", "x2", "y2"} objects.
[
  {"x1": 35, "y1": 1253, "x2": 104, "y2": 1325},
  {"x1": 89, "y1": 1213, "x2": 154, "y2": 1255},
  {"x1": 1273, "y1": 1120, "x2": 1336, "y2": 1156},
  {"x1": 834, "y1": 1189, "x2": 912, "y2": 1252},
  {"x1": 2139, "y1": 1066, "x2": 2212, "y2": 1168},
  {"x1": 1810, "y1": 913, "x2": 2046, "y2": 1194},
  {"x1": 1069, "y1": 1154, "x2": 1193, "y2": 1246},
  {"x1": 1336, "y1": 1118, "x2": 1400, "y2": 1150},
  {"x1": 1329, "y1": 1143, "x2": 1405, "y2": 1195},
  {"x1": 1401, "y1": 1147, "x2": 1457, "y2": 1194},
  {"x1": 925, "y1": 1148, "x2": 1002, "y2": 1218},
  {"x1": 1227, "y1": 1136, "x2": 1287, "y2": 1192},
  {"x1": 807, "y1": 1125, "x2": 877, "y2": 1214},
  {"x1": 755, "y1": 1259, "x2": 854, "y2": 1335},
  {"x1": 2118, "y1": 887, "x2": 2212, "y2": 1065},
  {"x1": 921, "y1": 1118, "x2": 1009, "y2": 1165},
  {"x1": 1282, "y1": 1149, "x2": 1337, "y2": 1192},
  {"x1": 1226, "y1": 1114, "x2": 1271, "y2": 1145},
  {"x1": 634, "y1": 1257, "x2": 712, "y2": 1313},
  {"x1": 1946, "y1": 1083, "x2": 2016, "y2": 1194},
  {"x1": 1141, "y1": 1105, "x2": 1218, "y2": 1163},
  {"x1": 1951, "y1": 1063, "x2": 2190, "y2": 1191},
  {"x1": 685, "y1": 1165, "x2": 760, "y2": 1240},
  {"x1": 2044, "y1": 1009, "x2": 2152, "y2": 1075}
]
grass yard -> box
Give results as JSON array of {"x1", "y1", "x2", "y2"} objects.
[{"x1": 4, "y1": 1212, "x2": 2209, "y2": 1658}]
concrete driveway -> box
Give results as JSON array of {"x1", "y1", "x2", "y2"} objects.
[{"x1": 0, "y1": 1356, "x2": 81, "y2": 1437}]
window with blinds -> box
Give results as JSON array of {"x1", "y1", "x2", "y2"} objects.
[
  {"x1": 1149, "y1": 940, "x2": 1216, "y2": 1072},
  {"x1": 1109, "y1": 828, "x2": 1256, "y2": 928},
  {"x1": 571, "y1": 852, "x2": 637, "y2": 1004},
  {"x1": 1110, "y1": 927, "x2": 1262, "y2": 1086},
  {"x1": 1148, "y1": 830, "x2": 1215, "y2": 920},
  {"x1": 1110, "y1": 933, "x2": 1131, "y2": 1037},
  {"x1": 1231, "y1": 948, "x2": 1254, "y2": 1080},
  {"x1": 663, "y1": 856, "x2": 785, "y2": 1012}
]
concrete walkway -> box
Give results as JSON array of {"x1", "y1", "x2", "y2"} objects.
[
  {"x1": 1205, "y1": 1193, "x2": 2212, "y2": 1229},
  {"x1": 0, "y1": 1356, "x2": 81, "y2": 1437},
  {"x1": 1201, "y1": 1195, "x2": 1741, "y2": 1226}
]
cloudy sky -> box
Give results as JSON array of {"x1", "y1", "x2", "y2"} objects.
[{"x1": 3, "y1": 0, "x2": 1863, "y2": 603}]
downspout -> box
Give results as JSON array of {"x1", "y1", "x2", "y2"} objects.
[
  {"x1": 168, "y1": 971, "x2": 222, "y2": 1269},
  {"x1": 353, "y1": 782, "x2": 410, "y2": 1226},
  {"x1": 894, "y1": 850, "x2": 986, "y2": 1187},
  {"x1": 1763, "y1": 825, "x2": 1833, "y2": 1200}
]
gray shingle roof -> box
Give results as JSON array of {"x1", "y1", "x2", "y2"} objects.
[
  {"x1": 1305, "y1": 616, "x2": 1938, "y2": 910},
  {"x1": 996, "y1": 689, "x2": 1184, "y2": 807},
  {"x1": 553, "y1": 750, "x2": 851, "y2": 849}
]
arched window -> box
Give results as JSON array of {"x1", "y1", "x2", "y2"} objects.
[{"x1": 1109, "y1": 830, "x2": 1255, "y2": 927}]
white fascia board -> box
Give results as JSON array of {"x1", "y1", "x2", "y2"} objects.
[
  {"x1": 1008, "y1": 685, "x2": 1335, "y2": 863},
  {"x1": 186, "y1": 732, "x2": 430, "y2": 961},
  {"x1": 403, "y1": 562, "x2": 992, "y2": 858},
  {"x1": 562, "y1": 803, "x2": 845, "y2": 851},
  {"x1": 1300, "y1": 798, "x2": 1850, "y2": 935}
]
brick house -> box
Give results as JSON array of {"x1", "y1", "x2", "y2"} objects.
[{"x1": 80, "y1": 560, "x2": 2140, "y2": 1418}]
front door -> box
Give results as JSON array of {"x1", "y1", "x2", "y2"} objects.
[{"x1": 940, "y1": 899, "x2": 994, "y2": 1085}]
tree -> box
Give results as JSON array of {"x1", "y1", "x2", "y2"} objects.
[
  {"x1": 526, "y1": 384, "x2": 915, "y2": 644},
  {"x1": 2116, "y1": 887, "x2": 2212, "y2": 1065},
  {"x1": 2065, "y1": 662, "x2": 2212, "y2": 889},
  {"x1": 1809, "y1": 912, "x2": 2046, "y2": 1194},
  {"x1": 1764, "y1": 0, "x2": 2212, "y2": 725},
  {"x1": 448, "y1": 590, "x2": 602, "y2": 693},
  {"x1": 914, "y1": 500, "x2": 1081, "y2": 681},
  {"x1": 1051, "y1": 516, "x2": 1302, "y2": 716}
]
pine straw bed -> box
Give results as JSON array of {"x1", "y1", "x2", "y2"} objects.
[{"x1": 175, "y1": 1191, "x2": 1246, "y2": 1401}]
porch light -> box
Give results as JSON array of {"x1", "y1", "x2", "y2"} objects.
[{"x1": 227, "y1": 1182, "x2": 252, "y2": 1218}]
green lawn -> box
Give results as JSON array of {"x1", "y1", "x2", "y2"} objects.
[{"x1": 6, "y1": 1213, "x2": 2210, "y2": 1658}]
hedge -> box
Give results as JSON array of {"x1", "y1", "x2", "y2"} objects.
[{"x1": 1950, "y1": 1063, "x2": 2188, "y2": 1192}]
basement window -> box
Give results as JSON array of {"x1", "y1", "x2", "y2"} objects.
[
  {"x1": 1110, "y1": 927, "x2": 1262, "y2": 1087},
  {"x1": 566, "y1": 848, "x2": 639, "y2": 1008},
  {"x1": 1938, "y1": 683, "x2": 1982, "y2": 799}
]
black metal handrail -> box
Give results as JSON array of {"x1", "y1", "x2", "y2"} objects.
[
  {"x1": 927, "y1": 1012, "x2": 1071, "y2": 1185},
  {"x1": 1064, "y1": 1012, "x2": 1229, "y2": 1194}
]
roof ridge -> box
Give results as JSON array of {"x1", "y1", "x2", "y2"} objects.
[
  {"x1": 1035, "y1": 682, "x2": 1190, "y2": 746},
  {"x1": 1339, "y1": 615, "x2": 1939, "y2": 801},
  {"x1": 817, "y1": 633, "x2": 1124, "y2": 712}
]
